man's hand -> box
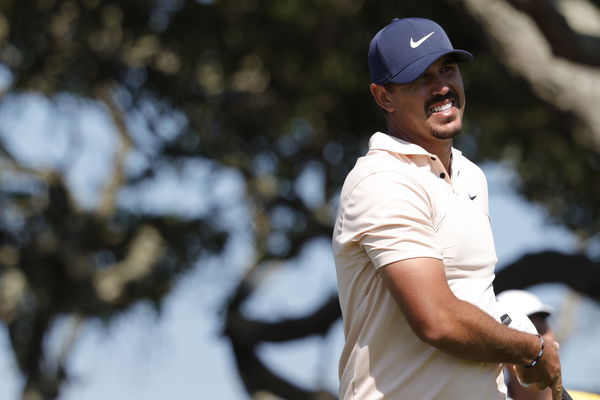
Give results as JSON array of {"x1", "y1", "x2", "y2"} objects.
[{"x1": 514, "y1": 339, "x2": 561, "y2": 392}]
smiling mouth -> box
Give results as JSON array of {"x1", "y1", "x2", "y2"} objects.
[
  {"x1": 426, "y1": 99, "x2": 456, "y2": 117},
  {"x1": 430, "y1": 101, "x2": 454, "y2": 113},
  {"x1": 425, "y1": 92, "x2": 460, "y2": 117}
]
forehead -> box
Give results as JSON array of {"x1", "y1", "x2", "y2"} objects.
[{"x1": 426, "y1": 54, "x2": 461, "y2": 70}]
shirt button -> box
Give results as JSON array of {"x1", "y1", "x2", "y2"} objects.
[{"x1": 439, "y1": 173, "x2": 445, "y2": 179}]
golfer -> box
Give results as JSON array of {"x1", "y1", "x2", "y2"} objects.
[{"x1": 332, "y1": 17, "x2": 562, "y2": 399}]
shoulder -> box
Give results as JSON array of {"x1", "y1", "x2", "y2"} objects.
[
  {"x1": 342, "y1": 150, "x2": 426, "y2": 201},
  {"x1": 336, "y1": 152, "x2": 436, "y2": 226}
]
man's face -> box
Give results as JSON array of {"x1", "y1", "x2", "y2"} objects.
[
  {"x1": 530, "y1": 313, "x2": 556, "y2": 342},
  {"x1": 384, "y1": 56, "x2": 466, "y2": 146}
]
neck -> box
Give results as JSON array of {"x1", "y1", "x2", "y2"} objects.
[
  {"x1": 435, "y1": 146, "x2": 453, "y2": 175},
  {"x1": 387, "y1": 126, "x2": 454, "y2": 174}
]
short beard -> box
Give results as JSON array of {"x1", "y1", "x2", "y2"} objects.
[{"x1": 430, "y1": 117, "x2": 462, "y2": 140}]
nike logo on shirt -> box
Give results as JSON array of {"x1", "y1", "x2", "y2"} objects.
[
  {"x1": 469, "y1": 194, "x2": 477, "y2": 200},
  {"x1": 410, "y1": 32, "x2": 435, "y2": 48}
]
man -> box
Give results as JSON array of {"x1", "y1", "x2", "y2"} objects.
[
  {"x1": 497, "y1": 290, "x2": 556, "y2": 400},
  {"x1": 332, "y1": 18, "x2": 562, "y2": 399}
]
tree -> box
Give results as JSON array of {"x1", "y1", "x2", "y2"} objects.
[{"x1": 0, "y1": 0, "x2": 598, "y2": 399}]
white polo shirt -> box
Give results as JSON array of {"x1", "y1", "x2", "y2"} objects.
[{"x1": 332, "y1": 132, "x2": 507, "y2": 400}]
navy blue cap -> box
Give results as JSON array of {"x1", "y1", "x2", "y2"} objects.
[{"x1": 368, "y1": 18, "x2": 473, "y2": 85}]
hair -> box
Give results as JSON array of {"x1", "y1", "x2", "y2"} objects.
[{"x1": 383, "y1": 82, "x2": 396, "y2": 93}]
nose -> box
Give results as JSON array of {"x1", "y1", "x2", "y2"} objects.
[{"x1": 430, "y1": 74, "x2": 450, "y2": 96}]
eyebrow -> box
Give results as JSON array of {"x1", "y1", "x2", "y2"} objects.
[{"x1": 439, "y1": 55, "x2": 460, "y2": 64}]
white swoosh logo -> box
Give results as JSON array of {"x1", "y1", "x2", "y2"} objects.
[{"x1": 410, "y1": 31, "x2": 435, "y2": 48}]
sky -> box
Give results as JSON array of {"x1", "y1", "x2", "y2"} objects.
[{"x1": 0, "y1": 93, "x2": 599, "y2": 400}]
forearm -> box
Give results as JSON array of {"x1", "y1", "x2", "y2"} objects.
[
  {"x1": 411, "y1": 292, "x2": 561, "y2": 391},
  {"x1": 422, "y1": 296, "x2": 541, "y2": 365},
  {"x1": 380, "y1": 258, "x2": 561, "y2": 389},
  {"x1": 380, "y1": 259, "x2": 541, "y2": 365}
]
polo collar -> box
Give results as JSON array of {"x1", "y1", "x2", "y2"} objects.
[{"x1": 368, "y1": 131, "x2": 462, "y2": 158}]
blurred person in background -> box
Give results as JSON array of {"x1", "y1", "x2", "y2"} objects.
[
  {"x1": 497, "y1": 290, "x2": 555, "y2": 400},
  {"x1": 497, "y1": 290, "x2": 600, "y2": 400}
]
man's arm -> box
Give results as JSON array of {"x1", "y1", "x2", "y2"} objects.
[{"x1": 380, "y1": 257, "x2": 561, "y2": 388}]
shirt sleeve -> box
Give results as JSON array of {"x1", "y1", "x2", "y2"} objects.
[{"x1": 342, "y1": 170, "x2": 443, "y2": 269}]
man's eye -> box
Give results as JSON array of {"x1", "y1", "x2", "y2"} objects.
[{"x1": 442, "y1": 65, "x2": 456, "y2": 73}]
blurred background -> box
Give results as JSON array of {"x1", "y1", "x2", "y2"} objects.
[{"x1": 0, "y1": 0, "x2": 599, "y2": 399}]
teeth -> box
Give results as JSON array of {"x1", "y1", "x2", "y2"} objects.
[{"x1": 431, "y1": 102, "x2": 453, "y2": 113}]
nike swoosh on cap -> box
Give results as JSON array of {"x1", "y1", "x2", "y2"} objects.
[{"x1": 410, "y1": 31, "x2": 435, "y2": 48}]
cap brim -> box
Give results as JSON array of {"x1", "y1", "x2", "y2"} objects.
[
  {"x1": 387, "y1": 49, "x2": 473, "y2": 84},
  {"x1": 530, "y1": 310, "x2": 552, "y2": 318},
  {"x1": 530, "y1": 305, "x2": 554, "y2": 317},
  {"x1": 522, "y1": 302, "x2": 554, "y2": 317}
]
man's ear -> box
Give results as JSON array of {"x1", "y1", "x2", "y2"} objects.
[{"x1": 370, "y1": 83, "x2": 395, "y2": 112}]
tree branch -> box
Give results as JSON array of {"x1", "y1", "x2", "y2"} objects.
[
  {"x1": 225, "y1": 294, "x2": 340, "y2": 345},
  {"x1": 230, "y1": 341, "x2": 336, "y2": 400},
  {"x1": 93, "y1": 224, "x2": 165, "y2": 303},
  {"x1": 494, "y1": 250, "x2": 600, "y2": 301},
  {"x1": 460, "y1": 0, "x2": 600, "y2": 152},
  {"x1": 504, "y1": 0, "x2": 600, "y2": 66},
  {"x1": 94, "y1": 83, "x2": 133, "y2": 219},
  {"x1": 224, "y1": 264, "x2": 340, "y2": 399}
]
